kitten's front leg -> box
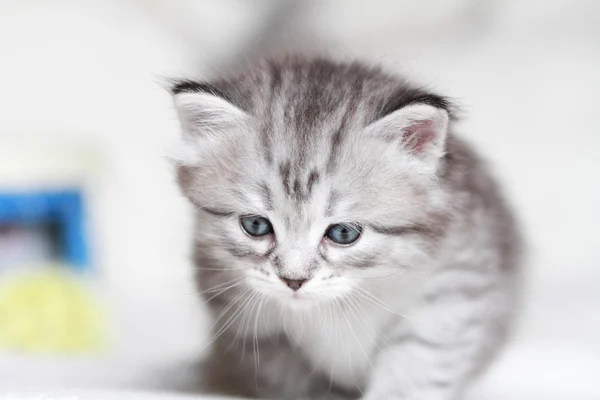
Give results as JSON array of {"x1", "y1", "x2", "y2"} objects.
[
  {"x1": 204, "y1": 334, "x2": 329, "y2": 400},
  {"x1": 364, "y1": 290, "x2": 508, "y2": 400},
  {"x1": 364, "y1": 341, "x2": 467, "y2": 400}
]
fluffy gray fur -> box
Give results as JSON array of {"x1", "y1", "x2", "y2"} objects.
[{"x1": 170, "y1": 57, "x2": 522, "y2": 400}]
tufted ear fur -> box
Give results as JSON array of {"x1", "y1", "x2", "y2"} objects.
[
  {"x1": 368, "y1": 103, "x2": 449, "y2": 165},
  {"x1": 169, "y1": 81, "x2": 249, "y2": 164},
  {"x1": 172, "y1": 82, "x2": 247, "y2": 136}
]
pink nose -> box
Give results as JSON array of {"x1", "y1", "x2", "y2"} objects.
[{"x1": 280, "y1": 278, "x2": 307, "y2": 291}]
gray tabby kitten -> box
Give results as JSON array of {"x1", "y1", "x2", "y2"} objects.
[{"x1": 169, "y1": 57, "x2": 521, "y2": 400}]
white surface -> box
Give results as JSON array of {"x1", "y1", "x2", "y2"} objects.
[{"x1": 0, "y1": 389, "x2": 232, "y2": 400}]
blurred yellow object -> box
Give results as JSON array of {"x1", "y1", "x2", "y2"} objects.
[{"x1": 0, "y1": 267, "x2": 106, "y2": 354}]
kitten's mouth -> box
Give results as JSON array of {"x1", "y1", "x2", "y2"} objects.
[
  {"x1": 278, "y1": 290, "x2": 316, "y2": 309},
  {"x1": 292, "y1": 291, "x2": 307, "y2": 300}
]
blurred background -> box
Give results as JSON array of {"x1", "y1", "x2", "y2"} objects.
[{"x1": 0, "y1": 0, "x2": 598, "y2": 398}]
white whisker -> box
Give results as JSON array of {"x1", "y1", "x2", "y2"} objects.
[
  {"x1": 354, "y1": 286, "x2": 411, "y2": 320},
  {"x1": 335, "y1": 297, "x2": 373, "y2": 369}
]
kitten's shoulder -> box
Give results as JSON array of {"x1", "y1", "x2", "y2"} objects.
[{"x1": 443, "y1": 134, "x2": 522, "y2": 268}]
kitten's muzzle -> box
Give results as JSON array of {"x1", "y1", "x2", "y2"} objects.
[{"x1": 279, "y1": 277, "x2": 308, "y2": 291}]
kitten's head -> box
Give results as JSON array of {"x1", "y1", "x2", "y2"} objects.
[{"x1": 171, "y1": 58, "x2": 453, "y2": 308}]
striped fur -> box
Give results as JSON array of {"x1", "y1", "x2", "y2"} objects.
[{"x1": 171, "y1": 57, "x2": 522, "y2": 400}]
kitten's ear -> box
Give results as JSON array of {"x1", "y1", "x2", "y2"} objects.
[
  {"x1": 168, "y1": 81, "x2": 249, "y2": 164},
  {"x1": 369, "y1": 103, "x2": 449, "y2": 164},
  {"x1": 170, "y1": 81, "x2": 248, "y2": 137}
]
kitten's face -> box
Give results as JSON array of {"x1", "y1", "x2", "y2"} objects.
[{"x1": 172, "y1": 60, "x2": 451, "y2": 309}]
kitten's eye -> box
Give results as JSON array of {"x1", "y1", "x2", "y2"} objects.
[
  {"x1": 325, "y1": 224, "x2": 362, "y2": 245},
  {"x1": 240, "y1": 216, "x2": 273, "y2": 237}
]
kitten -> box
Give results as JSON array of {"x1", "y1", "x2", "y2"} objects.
[{"x1": 169, "y1": 57, "x2": 522, "y2": 400}]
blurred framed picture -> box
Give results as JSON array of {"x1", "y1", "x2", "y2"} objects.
[{"x1": 0, "y1": 190, "x2": 90, "y2": 273}]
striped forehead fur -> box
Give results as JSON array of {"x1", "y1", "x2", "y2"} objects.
[
  {"x1": 171, "y1": 57, "x2": 457, "y2": 206},
  {"x1": 170, "y1": 57, "x2": 457, "y2": 121}
]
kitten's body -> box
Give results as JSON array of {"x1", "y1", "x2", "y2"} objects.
[{"x1": 171, "y1": 58, "x2": 521, "y2": 400}]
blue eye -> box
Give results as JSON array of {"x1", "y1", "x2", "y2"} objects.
[
  {"x1": 240, "y1": 216, "x2": 273, "y2": 237},
  {"x1": 325, "y1": 224, "x2": 362, "y2": 245}
]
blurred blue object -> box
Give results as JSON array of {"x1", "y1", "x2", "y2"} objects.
[{"x1": 0, "y1": 189, "x2": 90, "y2": 271}]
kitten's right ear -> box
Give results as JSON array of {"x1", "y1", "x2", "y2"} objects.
[
  {"x1": 170, "y1": 80, "x2": 248, "y2": 137},
  {"x1": 367, "y1": 103, "x2": 450, "y2": 167}
]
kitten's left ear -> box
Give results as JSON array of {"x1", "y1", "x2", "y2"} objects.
[
  {"x1": 168, "y1": 80, "x2": 249, "y2": 164},
  {"x1": 170, "y1": 80, "x2": 248, "y2": 137},
  {"x1": 368, "y1": 103, "x2": 449, "y2": 165}
]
